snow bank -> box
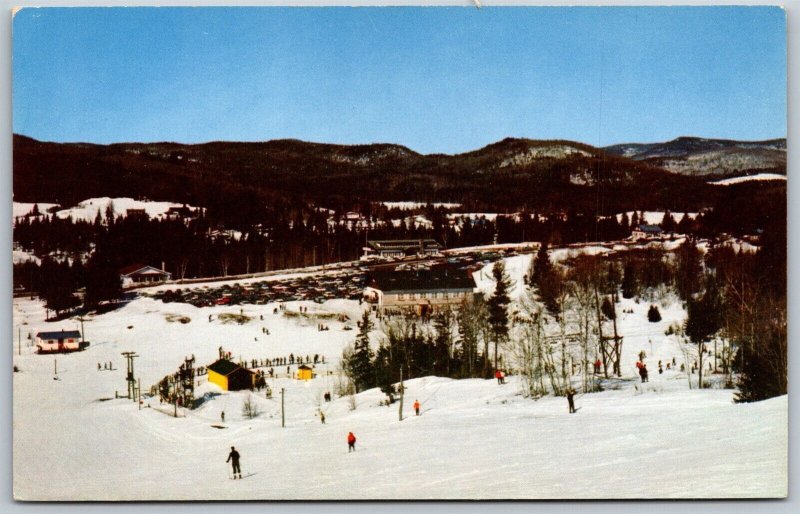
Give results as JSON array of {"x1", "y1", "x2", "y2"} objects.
[{"x1": 710, "y1": 173, "x2": 787, "y2": 186}]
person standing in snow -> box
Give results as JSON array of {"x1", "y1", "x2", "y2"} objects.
[
  {"x1": 593, "y1": 359, "x2": 602, "y2": 374},
  {"x1": 566, "y1": 388, "x2": 576, "y2": 414},
  {"x1": 221, "y1": 411, "x2": 225, "y2": 422},
  {"x1": 642, "y1": 364, "x2": 649, "y2": 383},
  {"x1": 414, "y1": 400, "x2": 420, "y2": 416},
  {"x1": 320, "y1": 411, "x2": 326, "y2": 424},
  {"x1": 347, "y1": 432, "x2": 357, "y2": 452},
  {"x1": 227, "y1": 446, "x2": 241, "y2": 479},
  {"x1": 495, "y1": 369, "x2": 502, "y2": 384}
]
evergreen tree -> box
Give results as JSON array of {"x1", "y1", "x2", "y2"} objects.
[
  {"x1": 619, "y1": 212, "x2": 630, "y2": 233},
  {"x1": 374, "y1": 345, "x2": 396, "y2": 403},
  {"x1": 84, "y1": 255, "x2": 122, "y2": 308},
  {"x1": 647, "y1": 305, "x2": 662, "y2": 322},
  {"x1": 433, "y1": 309, "x2": 454, "y2": 376},
  {"x1": 40, "y1": 260, "x2": 80, "y2": 317},
  {"x1": 660, "y1": 210, "x2": 676, "y2": 232},
  {"x1": 630, "y1": 211, "x2": 639, "y2": 230},
  {"x1": 528, "y1": 241, "x2": 552, "y2": 285},
  {"x1": 456, "y1": 298, "x2": 485, "y2": 378},
  {"x1": 488, "y1": 261, "x2": 512, "y2": 369},
  {"x1": 684, "y1": 274, "x2": 723, "y2": 388},
  {"x1": 676, "y1": 238, "x2": 702, "y2": 301},
  {"x1": 621, "y1": 261, "x2": 637, "y2": 299},
  {"x1": 347, "y1": 310, "x2": 375, "y2": 393},
  {"x1": 529, "y1": 242, "x2": 560, "y2": 314}
]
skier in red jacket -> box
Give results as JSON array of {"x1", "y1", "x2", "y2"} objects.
[
  {"x1": 347, "y1": 432, "x2": 357, "y2": 452},
  {"x1": 494, "y1": 369, "x2": 502, "y2": 384},
  {"x1": 413, "y1": 400, "x2": 420, "y2": 416}
]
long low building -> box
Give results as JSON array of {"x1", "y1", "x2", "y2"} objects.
[
  {"x1": 366, "y1": 239, "x2": 442, "y2": 258},
  {"x1": 363, "y1": 268, "x2": 477, "y2": 316},
  {"x1": 35, "y1": 329, "x2": 88, "y2": 353}
]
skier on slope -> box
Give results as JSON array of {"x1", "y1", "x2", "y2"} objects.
[
  {"x1": 414, "y1": 400, "x2": 420, "y2": 416},
  {"x1": 227, "y1": 446, "x2": 242, "y2": 479},
  {"x1": 566, "y1": 387, "x2": 576, "y2": 414},
  {"x1": 347, "y1": 432, "x2": 357, "y2": 452},
  {"x1": 495, "y1": 369, "x2": 502, "y2": 384}
]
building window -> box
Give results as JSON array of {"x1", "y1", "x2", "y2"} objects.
[
  {"x1": 409, "y1": 293, "x2": 416, "y2": 300},
  {"x1": 399, "y1": 294, "x2": 405, "y2": 300}
]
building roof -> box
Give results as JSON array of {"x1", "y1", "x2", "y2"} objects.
[
  {"x1": 368, "y1": 239, "x2": 442, "y2": 251},
  {"x1": 636, "y1": 224, "x2": 664, "y2": 233},
  {"x1": 297, "y1": 364, "x2": 312, "y2": 370},
  {"x1": 120, "y1": 264, "x2": 170, "y2": 277},
  {"x1": 37, "y1": 330, "x2": 82, "y2": 340},
  {"x1": 207, "y1": 359, "x2": 254, "y2": 376},
  {"x1": 367, "y1": 268, "x2": 476, "y2": 293}
]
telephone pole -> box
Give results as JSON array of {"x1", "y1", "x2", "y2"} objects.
[
  {"x1": 121, "y1": 352, "x2": 139, "y2": 400},
  {"x1": 281, "y1": 388, "x2": 285, "y2": 428},
  {"x1": 77, "y1": 316, "x2": 87, "y2": 343},
  {"x1": 398, "y1": 366, "x2": 404, "y2": 422}
]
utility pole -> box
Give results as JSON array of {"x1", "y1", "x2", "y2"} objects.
[
  {"x1": 121, "y1": 352, "x2": 139, "y2": 400},
  {"x1": 54, "y1": 357, "x2": 58, "y2": 377},
  {"x1": 137, "y1": 378, "x2": 142, "y2": 410},
  {"x1": 77, "y1": 316, "x2": 86, "y2": 343},
  {"x1": 281, "y1": 388, "x2": 285, "y2": 428},
  {"x1": 398, "y1": 366, "x2": 404, "y2": 422}
]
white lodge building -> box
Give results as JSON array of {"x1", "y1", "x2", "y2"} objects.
[
  {"x1": 365, "y1": 239, "x2": 442, "y2": 258},
  {"x1": 363, "y1": 268, "x2": 477, "y2": 316}
]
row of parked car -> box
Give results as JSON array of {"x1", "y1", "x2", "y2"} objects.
[
  {"x1": 147, "y1": 248, "x2": 516, "y2": 308},
  {"x1": 149, "y1": 270, "x2": 368, "y2": 308}
]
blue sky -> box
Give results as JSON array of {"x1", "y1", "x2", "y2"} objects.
[{"x1": 12, "y1": 6, "x2": 786, "y2": 154}]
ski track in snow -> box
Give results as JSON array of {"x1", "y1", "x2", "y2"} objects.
[{"x1": 12, "y1": 257, "x2": 787, "y2": 500}]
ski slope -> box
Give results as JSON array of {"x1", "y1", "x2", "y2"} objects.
[{"x1": 11, "y1": 263, "x2": 787, "y2": 500}]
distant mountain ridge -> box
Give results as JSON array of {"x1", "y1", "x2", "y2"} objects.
[
  {"x1": 13, "y1": 134, "x2": 783, "y2": 218},
  {"x1": 603, "y1": 136, "x2": 786, "y2": 178}
]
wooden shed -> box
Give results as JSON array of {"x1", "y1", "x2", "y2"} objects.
[
  {"x1": 296, "y1": 365, "x2": 313, "y2": 381},
  {"x1": 207, "y1": 359, "x2": 255, "y2": 391}
]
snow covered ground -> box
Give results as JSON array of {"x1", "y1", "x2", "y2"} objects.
[
  {"x1": 49, "y1": 197, "x2": 196, "y2": 222},
  {"x1": 12, "y1": 202, "x2": 59, "y2": 219},
  {"x1": 710, "y1": 173, "x2": 787, "y2": 186},
  {"x1": 11, "y1": 260, "x2": 787, "y2": 500}
]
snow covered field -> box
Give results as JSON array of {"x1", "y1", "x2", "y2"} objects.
[{"x1": 11, "y1": 261, "x2": 787, "y2": 500}]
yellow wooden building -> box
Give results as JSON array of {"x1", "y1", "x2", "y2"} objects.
[
  {"x1": 297, "y1": 365, "x2": 314, "y2": 380},
  {"x1": 207, "y1": 359, "x2": 255, "y2": 391}
]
